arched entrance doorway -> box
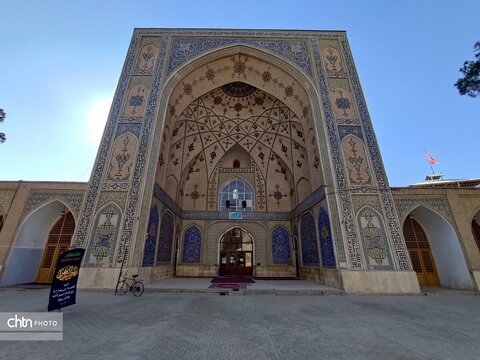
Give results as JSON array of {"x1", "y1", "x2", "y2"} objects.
[
  {"x1": 403, "y1": 206, "x2": 473, "y2": 290},
  {"x1": 219, "y1": 227, "x2": 253, "y2": 276},
  {"x1": 1, "y1": 201, "x2": 76, "y2": 286},
  {"x1": 36, "y1": 211, "x2": 75, "y2": 283},
  {"x1": 403, "y1": 215, "x2": 440, "y2": 287}
]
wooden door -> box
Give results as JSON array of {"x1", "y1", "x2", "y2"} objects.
[
  {"x1": 403, "y1": 216, "x2": 440, "y2": 287},
  {"x1": 36, "y1": 212, "x2": 75, "y2": 284},
  {"x1": 219, "y1": 251, "x2": 253, "y2": 276}
]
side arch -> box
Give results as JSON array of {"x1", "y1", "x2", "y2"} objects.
[
  {"x1": 1, "y1": 200, "x2": 76, "y2": 286},
  {"x1": 405, "y1": 206, "x2": 473, "y2": 290}
]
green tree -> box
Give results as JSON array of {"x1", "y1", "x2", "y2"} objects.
[
  {"x1": 455, "y1": 41, "x2": 480, "y2": 98},
  {"x1": 0, "y1": 108, "x2": 5, "y2": 143}
]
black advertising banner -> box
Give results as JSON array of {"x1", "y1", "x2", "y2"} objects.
[{"x1": 48, "y1": 248, "x2": 85, "y2": 312}]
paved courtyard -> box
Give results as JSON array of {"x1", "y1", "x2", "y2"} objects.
[{"x1": 0, "y1": 286, "x2": 479, "y2": 360}]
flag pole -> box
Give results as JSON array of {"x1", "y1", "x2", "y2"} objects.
[{"x1": 424, "y1": 148, "x2": 435, "y2": 175}]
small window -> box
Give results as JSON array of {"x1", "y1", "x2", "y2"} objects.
[{"x1": 233, "y1": 159, "x2": 240, "y2": 168}]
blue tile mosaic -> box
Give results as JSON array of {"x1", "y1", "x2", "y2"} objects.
[
  {"x1": 300, "y1": 213, "x2": 319, "y2": 266},
  {"x1": 142, "y1": 206, "x2": 159, "y2": 266},
  {"x1": 168, "y1": 38, "x2": 312, "y2": 76},
  {"x1": 182, "y1": 225, "x2": 202, "y2": 263},
  {"x1": 272, "y1": 226, "x2": 290, "y2": 264},
  {"x1": 318, "y1": 208, "x2": 336, "y2": 268},
  {"x1": 156, "y1": 210, "x2": 174, "y2": 263}
]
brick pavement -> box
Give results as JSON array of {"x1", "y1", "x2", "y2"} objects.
[{"x1": 0, "y1": 287, "x2": 479, "y2": 359}]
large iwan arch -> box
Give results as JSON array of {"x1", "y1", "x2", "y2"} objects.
[{"x1": 73, "y1": 29, "x2": 415, "y2": 293}]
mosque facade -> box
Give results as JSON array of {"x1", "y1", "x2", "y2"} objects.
[{"x1": 1, "y1": 29, "x2": 479, "y2": 293}]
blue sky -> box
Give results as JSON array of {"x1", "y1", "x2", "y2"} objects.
[{"x1": 1, "y1": 0, "x2": 479, "y2": 186}]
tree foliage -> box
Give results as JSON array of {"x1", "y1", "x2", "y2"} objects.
[
  {"x1": 455, "y1": 42, "x2": 480, "y2": 98},
  {"x1": 0, "y1": 108, "x2": 6, "y2": 143}
]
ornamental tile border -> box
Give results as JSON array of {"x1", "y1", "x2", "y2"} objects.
[
  {"x1": 74, "y1": 35, "x2": 141, "y2": 248},
  {"x1": 22, "y1": 191, "x2": 85, "y2": 219},
  {"x1": 167, "y1": 37, "x2": 312, "y2": 76},
  {"x1": 311, "y1": 39, "x2": 362, "y2": 269},
  {"x1": 394, "y1": 195, "x2": 456, "y2": 226},
  {"x1": 135, "y1": 28, "x2": 346, "y2": 39},
  {"x1": 117, "y1": 35, "x2": 169, "y2": 265},
  {"x1": 115, "y1": 123, "x2": 142, "y2": 138},
  {"x1": 337, "y1": 125, "x2": 364, "y2": 141},
  {"x1": 341, "y1": 39, "x2": 410, "y2": 271}
]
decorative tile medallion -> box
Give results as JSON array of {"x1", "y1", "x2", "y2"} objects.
[
  {"x1": 85, "y1": 203, "x2": 121, "y2": 266},
  {"x1": 358, "y1": 207, "x2": 393, "y2": 270},
  {"x1": 168, "y1": 38, "x2": 312, "y2": 76}
]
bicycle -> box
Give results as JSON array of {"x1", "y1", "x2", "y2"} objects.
[{"x1": 117, "y1": 274, "x2": 144, "y2": 296}]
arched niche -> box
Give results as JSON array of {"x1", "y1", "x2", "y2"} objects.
[
  {"x1": 1, "y1": 200, "x2": 75, "y2": 286},
  {"x1": 84, "y1": 202, "x2": 122, "y2": 267},
  {"x1": 107, "y1": 132, "x2": 138, "y2": 182},
  {"x1": 271, "y1": 226, "x2": 290, "y2": 265},
  {"x1": 182, "y1": 225, "x2": 202, "y2": 264}
]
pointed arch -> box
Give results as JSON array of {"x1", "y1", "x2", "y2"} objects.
[
  {"x1": 182, "y1": 225, "x2": 202, "y2": 263},
  {"x1": 107, "y1": 132, "x2": 138, "y2": 182},
  {"x1": 123, "y1": 84, "x2": 149, "y2": 117},
  {"x1": 1, "y1": 200, "x2": 76, "y2": 286},
  {"x1": 84, "y1": 202, "x2": 122, "y2": 267},
  {"x1": 404, "y1": 206, "x2": 473, "y2": 290},
  {"x1": 218, "y1": 177, "x2": 254, "y2": 211},
  {"x1": 219, "y1": 226, "x2": 254, "y2": 276},
  {"x1": 357, "y1": 206, "x2": 393, "y2": 270},
  {"x1": 36, "y1": 211, "x2": 76, "y2": 283},
  {"x1": 341, "y1": 134, "x2": 371, "y2": 185}
]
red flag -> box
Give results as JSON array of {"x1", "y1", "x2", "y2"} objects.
[{"x1": 425, "y1": 152, "x2": 439, "y2": 165}]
